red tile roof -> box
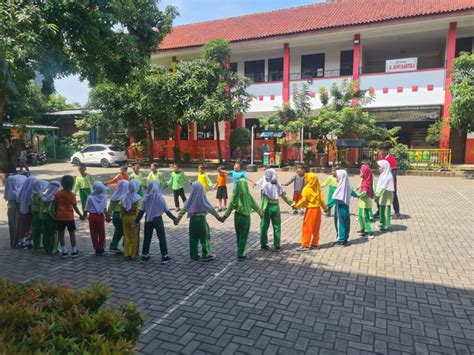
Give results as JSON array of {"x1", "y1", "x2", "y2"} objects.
[{"x1": 158, "y1": 0, "x2": 474, "y2": 51}]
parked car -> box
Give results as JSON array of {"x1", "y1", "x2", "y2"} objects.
[{"x1": 70, "y1": 144, "x2": 128, "y2": 168}]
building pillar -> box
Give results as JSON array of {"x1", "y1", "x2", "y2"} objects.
[
  {"x1": 440, "y1": 22, "x2": 457, "y2": 149},
  {"x1": 283, "y1": 43, "x2": 290, "y2": 104},
  {"x1": 352, "y1": 34, "x2": 361, "y2": 105}
]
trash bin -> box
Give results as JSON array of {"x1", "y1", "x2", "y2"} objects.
[
  {"x1": 275, "y1": 152, "x2": 282, "y2": 167},
  {"x1": 269, "y1": 152, "x2": 275, "y2": 165},
  {"x1": 263, "y1": 152, "x2": 270, "y2": 166}
]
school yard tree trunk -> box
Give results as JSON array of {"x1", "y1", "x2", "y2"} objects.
[{"x1": 215, "y1": 121, "x2": 223, "y2": 163}]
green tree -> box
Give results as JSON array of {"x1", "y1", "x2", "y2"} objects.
[
  {"x1": 449, "y1": 52, "x2": 474, "y2": 133},
  {"x1": 174, "y1": 39, "x2": 251, "y2": 163},
  {"x1": 309, "y1": 80, "x2": 395, "y2": 158},
  {"x1": 425, "y1": 120, "x2": 444, "y2": 144},
  {"x1": 89, "y1": 67, "x2": 177, "y2": 161},
  {"x1": 258, "y1": 84, "x2": 312, "y2": 153},
  {"x1": 230, "y1": 127, "x2": 252, "y2": 158},
  {"x1": 0, "y1": 0, "x2": 177, "y2": 172}
]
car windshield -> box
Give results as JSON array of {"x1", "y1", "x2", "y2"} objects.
[{"x1": 109, "y1": 146, "x2": 124, "y2": 152}]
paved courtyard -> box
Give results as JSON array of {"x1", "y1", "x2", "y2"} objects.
[{"x1": 1, "y1": 162, "x2": 473, "y2": 354}]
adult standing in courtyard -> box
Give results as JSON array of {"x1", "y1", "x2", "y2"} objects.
[{"x1": 374, "y1": 143, "x2": 400, "y2": 219}]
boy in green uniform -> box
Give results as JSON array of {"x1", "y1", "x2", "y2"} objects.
[
  {"x1": 129, "y1": 163, "x2": 145, "y2": 196},
  {"x1": 168, "y1": 163, "x2": 192, "y2": 211},
  {"x1": 30, "y1": 180, "x2": 49, "y2": 250},
  {"x1": 353, "y1": 162, "x2": 375, "y2": 238},
  {"x1": 41, "y1": 181, "x2": 61, "y2": 254},
  {"x1": 222, "y1": 179, "x2": 263, "y2": 260},
  {"x1": 73, "y1": 164, "x2": 96, "y2": 214},
  {"x1": 146, "y1": 163, "x2": 167, "y2": 188},
  {"x1": 321, "y1": 167, "x2": 338, "y2": 216}
]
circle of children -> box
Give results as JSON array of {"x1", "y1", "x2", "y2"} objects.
[{"x1": 4, "y1": 149, "x2": 397, "y2": 264}]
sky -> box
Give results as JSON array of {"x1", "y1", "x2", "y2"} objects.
[{"x1": 54, "y1": 0, "x2": 320, "y2": 106}]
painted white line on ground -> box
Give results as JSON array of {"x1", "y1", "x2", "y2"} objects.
[
  {"x1": 449, "y1": 184, "x2": 474, "y2": 205},
  {"x1": 141, "y1": 260, "x2": 235, "y2": 335}
]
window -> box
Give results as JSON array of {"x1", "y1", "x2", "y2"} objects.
[
  {"x1": 268, "y1": 58, "x2": 283, "y2": 82},
  {"x1": 245, "y1": 118, "x2": 263, "y2": 139},
  {"x1": 456, "y1": 37, "x2": 473, "y2": 57},
  {"x1": 244, "y1": 60, "x2": 265, "y2": 83},
  {"x1": 230, "y1": 62, "x2": 238, "y2": 73},
  {"x1": 301, "y1": 53, "x2": 325, "y2": 79},
  {"x1": 109, "y1": 146, "x2": 124, "y2": 152},
  {"x1": 180, "y1": 124, "x2": 188, "y2": 140},
  {"x1": 197, "y1": 124, "x2": 214, "y2": 140},
  {"x1": 340, "y1": 50, "x2": 354, "y2": 76},
  {"x1": 82, "y1": 146, "x2": 95, "y2": 153}
]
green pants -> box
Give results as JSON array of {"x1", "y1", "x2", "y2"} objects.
[
  {"x1": 109, "y1": 212, "x2": 124, "y2": 250},
  {"x1": 42, "y1": 214, "x2": 58, "y2": 254},
  {"x1": 31, "y1": 212, "x2": 43, "y2": 250},
  {"x1": 326, "y1": 186, "x2": 336, "y2": 216},
  {"x1": 334, "y1": 203, "x2": 350, "y2": 243},
  {"x1": 7, "y1": 201, "x2": 19, "y2": 248},
  {"x1": 379, "y1": 205, "x2": 391, "y2": 230},
  {"x1": 235, "y1": 212, "x2": 251, "y2": 257},
  {"x1": 189, "y1": 215, "x2": 211, "y2": 260},
  {"x1": 79, "y1": 188, "x2": 92, "y2": 213},
  {"x1": 260, "y1": 203, "x2": 281, "y2": 248},
  {"x1": 358, "y1": 208, "x2": 372, "y2": 233},
  {"x1": 142, "y1": 216, "x2": 168, "y2": 256}
]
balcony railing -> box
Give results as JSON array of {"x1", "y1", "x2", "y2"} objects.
[{"x1": 246, "y1": 69, "x2": 350, "y2": 83}]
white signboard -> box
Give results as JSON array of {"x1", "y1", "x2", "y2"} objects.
[{"x1": 385, "y1": 57, "x2": 417, "y2": 73}]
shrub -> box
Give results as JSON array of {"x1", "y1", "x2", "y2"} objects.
[
  {"x1": 390, "y1": 144, "x2": 410, "y2": 170},
  {"x1": 230, "y1": 128, "x2": 251, "y2": 151},
  {"x1": 0, "y1": 279, "x2": 144, "y2": 354}
]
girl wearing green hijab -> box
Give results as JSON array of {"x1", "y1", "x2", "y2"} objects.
[{"x1": 222, "y1": 179, "x2": 263, "y2": 260}]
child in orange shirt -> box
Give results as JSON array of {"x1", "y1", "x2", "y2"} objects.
[
  {"x1": 106, "y1": 164, "x2": 129, "y2": 186},
  {"x1": 214, "y1": 166, "x2": 228, "y2": 212},
  {"x1": 55, "y1": 175, "x2": 85, "y2": 258}
]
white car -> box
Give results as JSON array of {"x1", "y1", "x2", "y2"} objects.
[{"x1": 70, "y1": 144, "x2": 128, "y2": 168}]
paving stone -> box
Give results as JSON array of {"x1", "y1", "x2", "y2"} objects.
[{"x1": 0, "y1": 166, "x2": 473, "y2": 354}]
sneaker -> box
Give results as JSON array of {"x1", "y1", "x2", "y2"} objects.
[
  {"x1": 237, "y1": 255, "x2": 250, "y2": 261},
  {"x1": 360, "y1": 232, "x2": 368, "y2": 237},
  {"x1": 140, "y1": 255, "x2": 150, "y2": 263},
  {"x1": 292, "y1": 210, "x2": 299, "y2": 215},
  {"x1": 70, "y1": 251, "x2": 79, "y2": 258},
  {"x1": 95, "y1": 249, "x2": 105, "y2": 256},
  {"x1": 61, "y1": 252, "x2": 68, "y2": 258},
  {"x1": 357, "y1": 230, "x2": 365, "y2": 234},
  {"x1": 202, "y1": 254, "x2": 216, "y2": 262},
  {"x1": 368, "y1": 233, "x2": 375, "y2": 239},
  {"x1": 261, "y1": 245, "x2": 270, "y2": 250},
  {"x1": 296, "y1": 246, "x2": 309, "y2": 252},
  {"x1": 161, "y1": 255, "x2": 172, "y2": 264},
  {"x1": 309, "y1": 245, "x2": 319, "y2": 250},
  {"x1": 27, "y1": 243, "x2": 33, "y2": 250},
  {"x1": 191, "y1": 255, "x2": 202, "y2": 261},
  {"x1": 274, "y1": 246, "x2": 282, "y2": 252},
  {"x1": 394, "y1": 213, "x2": 401, "y2": 219}
]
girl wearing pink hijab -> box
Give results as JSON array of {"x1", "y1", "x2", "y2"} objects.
[{"x1": 354, "y1": 161, "x2": 375, "y2": 238}]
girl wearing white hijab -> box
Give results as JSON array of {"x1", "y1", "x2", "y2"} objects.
[
  {"x1": 120, "y1": 180, "x2": 142, "y2": 259},
  {"x1": 3, "y1": 175, "x2": 27, "y2": 247},
  {"x1": 107, "y1": 180, "x2": 128, "y2": 253},
  {"x1": 175, "y1": 182, "x2": 221, "y2": 261},
  {"x1": 327, "y1": 169, "x2": 352, "y2": 245},
  {"x1": 85, "y1": 182, "x2": 108, "y2": 254},
  {"x1": 41, "y1": 181, "x2": 61, "y2": 254},
  {"x1": 30, "y1": 180, "x2": 49, "y2": 250},
  {"x1": 260, "y1": 169, "x2": 294, "y2": 251},
  {"x1": 17, "y1": 176, "x2": 37, "y2": 248},
  {"x1": 135, "y1": 181, "x2": 177, "y2": 264},
  {"x1": 375, "y1": 160, "x2": 395, "y2": 231}
]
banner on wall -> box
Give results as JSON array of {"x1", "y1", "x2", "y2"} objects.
[
  {"x1": 385, "y1": 57, "x2": 417, "y2": 73},
  {"x1": 367, "y1": 106, "x2": 441, "y2": 122}
]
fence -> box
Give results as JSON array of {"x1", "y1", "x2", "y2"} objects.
[{"x1": 407, "y1": 149, "x2": 451, "y2": 170}]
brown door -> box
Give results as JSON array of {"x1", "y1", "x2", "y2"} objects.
[{"x1": 449, "y1": 128, "x2": 466, "y2": 164}]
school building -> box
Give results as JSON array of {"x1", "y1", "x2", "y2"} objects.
[{"x1": 146, "y1": 0, "x2": 474, "y2": 164}]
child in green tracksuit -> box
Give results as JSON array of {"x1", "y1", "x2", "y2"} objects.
[
  {"x1": 146, "y1": 163, "x2": 167, "y2": 188},
  {"x1": 321, "y1": 167, "x2": 338, "y2": 216},
  {"x1": 30, "y1": 180, "x2": 49, "y2": 250},
  {"x1": 73, "y1": 164, "x2": 96, "y2": 214},
  {"x1": 41, "y1": 181, "x2": 61, "y2": 254},
  {"x1": 167, "y1": 163, "x2": 191, "y2": 211},
  {"x1": 375, "y1": 160, "x2": 395, "y2": 232},
  {"x1": 222, "y1": 179, "x2": 263, "y2": 260},
  {"x1": 259, "y1": 169, "x2": 294, "y2": 251},
  {"x1": 129, "y1": 163, "x2": 145, "y2": 196},
  {"x1": 107, "y1": 180, "x2": 128, "y2": 253},
  {"x1": 175, "y1": 182, "x2": 221, "y2": 261},
  {"x1": 354, "y1": 162, "x2": 374, "y2": 238}
]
